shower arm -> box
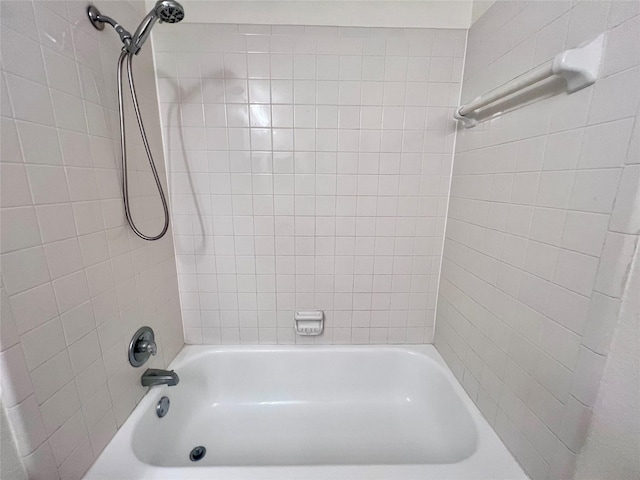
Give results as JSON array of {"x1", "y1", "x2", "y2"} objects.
[{"x1": 87, "y1": 6, "x2": 138, "y2": 54}]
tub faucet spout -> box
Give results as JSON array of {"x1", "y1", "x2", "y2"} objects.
[{"x1": 141, "y1": 368, "x2": 179, "y2": 387}]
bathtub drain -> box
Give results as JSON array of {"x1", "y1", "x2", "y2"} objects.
[{"x1": 189, "y1": 446, "x2": 206, "y2": 462}]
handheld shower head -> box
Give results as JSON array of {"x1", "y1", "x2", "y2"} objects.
[
  {"x1": 130, "y1": 0, "x2": 184, "y2": 54},
  {"x1": 155, "y1": 0, "x2": 185, "y2": 23}
]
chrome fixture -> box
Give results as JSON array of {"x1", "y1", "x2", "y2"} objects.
[
  {"x1": 130, "y1": 326, "x2": 180, "y2": 387},
  {"x1": 130, "y1": 1, "x2": 184, "y2": 54},
  {"x1": 87, "y1": 1, "x2": 185, "y2": 240},
  {"x1": 189, "y1": 446, "x2": 206, "y2": 462},
  {"x1": 141, "y1": 368, "x2": 180, "y2": 387},
  {"x1": 156, "y1": 396, "x2": 171, "y2": 417},
  {"x1": 129, "y1": 326, "x2": 157, "y2": 367},
  {"x1": 87, "y1": 1, "x2": 184, "y2": 55}
]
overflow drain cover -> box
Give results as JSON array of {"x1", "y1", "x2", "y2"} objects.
[
  {"x1": 190, "y1": 446, "x2": 206, "y2": 462},
  {"x1": 156, "y1": 397, "x2": 170, "y2": 418}
]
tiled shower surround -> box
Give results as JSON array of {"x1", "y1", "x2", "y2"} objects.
[
  {"x1": 155, "y1": 24, "x2": 465, "y2": 345},
  {"x1": 434, "y1": 1, "x2": 639, "y2": 479},
  {"x1": 0, "y1": 1, "x2": 183, "y2": 478},
  {"x1": 1, "y1": 2, "x2": 638, "y2": 480}
]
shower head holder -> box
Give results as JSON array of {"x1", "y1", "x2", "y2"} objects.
[{"x1": 87, "y1": 5, "x2": 135, "y2": 53}]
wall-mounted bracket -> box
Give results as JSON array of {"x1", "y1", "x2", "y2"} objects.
[
  {"x1": 453, "y1": 106, "x2": 478, "y2": 128},
  {"x1": 552, "y1": 33, "x2": 605, "y2": 93}
]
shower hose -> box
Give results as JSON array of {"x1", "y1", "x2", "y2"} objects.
[{"x1": 117, "y1": 49, "x2": 169, "y2": 241}]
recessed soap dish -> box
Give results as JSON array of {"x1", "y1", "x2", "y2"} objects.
[{"x1": 295, "y1": 311, "x2": 324, "y2": 336}]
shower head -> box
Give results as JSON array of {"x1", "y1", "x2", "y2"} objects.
[
  {"x1": 130, "y1": 0, "x2": 184, "y2": 54},
  {"x1": 154, "y1": 0, "x2": 185, "y2": 23}
]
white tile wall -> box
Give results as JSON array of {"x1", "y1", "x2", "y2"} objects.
[
  {"x1": 154, "y1": 24, "x2": 465, "y2": 344},
  {"x1": 434, "y1": 2, "x2": 640, "y2": 479},
  {"x1": 3, "y1": 2, "x2": 636, "y2": 479},
  {"x1": 0, "y1": 1, "x2": 184, "y2": 478}
]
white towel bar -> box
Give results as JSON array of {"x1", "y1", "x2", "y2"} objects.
[{"x1": 454, "y1": 33, "x2": 606, "y2": 128}]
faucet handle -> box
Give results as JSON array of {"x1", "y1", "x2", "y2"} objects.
[
  {"x1": 129, "y1": 327, "x2": 157, "y2": 367},
  {"x1": 136, "y1": 339, "x2": 157, "y2": 356}
]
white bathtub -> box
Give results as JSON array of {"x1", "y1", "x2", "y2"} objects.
[{"x1": 85, "y1": 345, "x2": 526, "y2": 479}]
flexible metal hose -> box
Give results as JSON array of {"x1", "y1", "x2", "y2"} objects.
[{"x1": 117, "y1": 49, "x2": 169, "y2": 241}]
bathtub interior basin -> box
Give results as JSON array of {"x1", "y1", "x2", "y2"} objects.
[{"x1": 132, "y1": 348, "x2": 477, "y2": 467}]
